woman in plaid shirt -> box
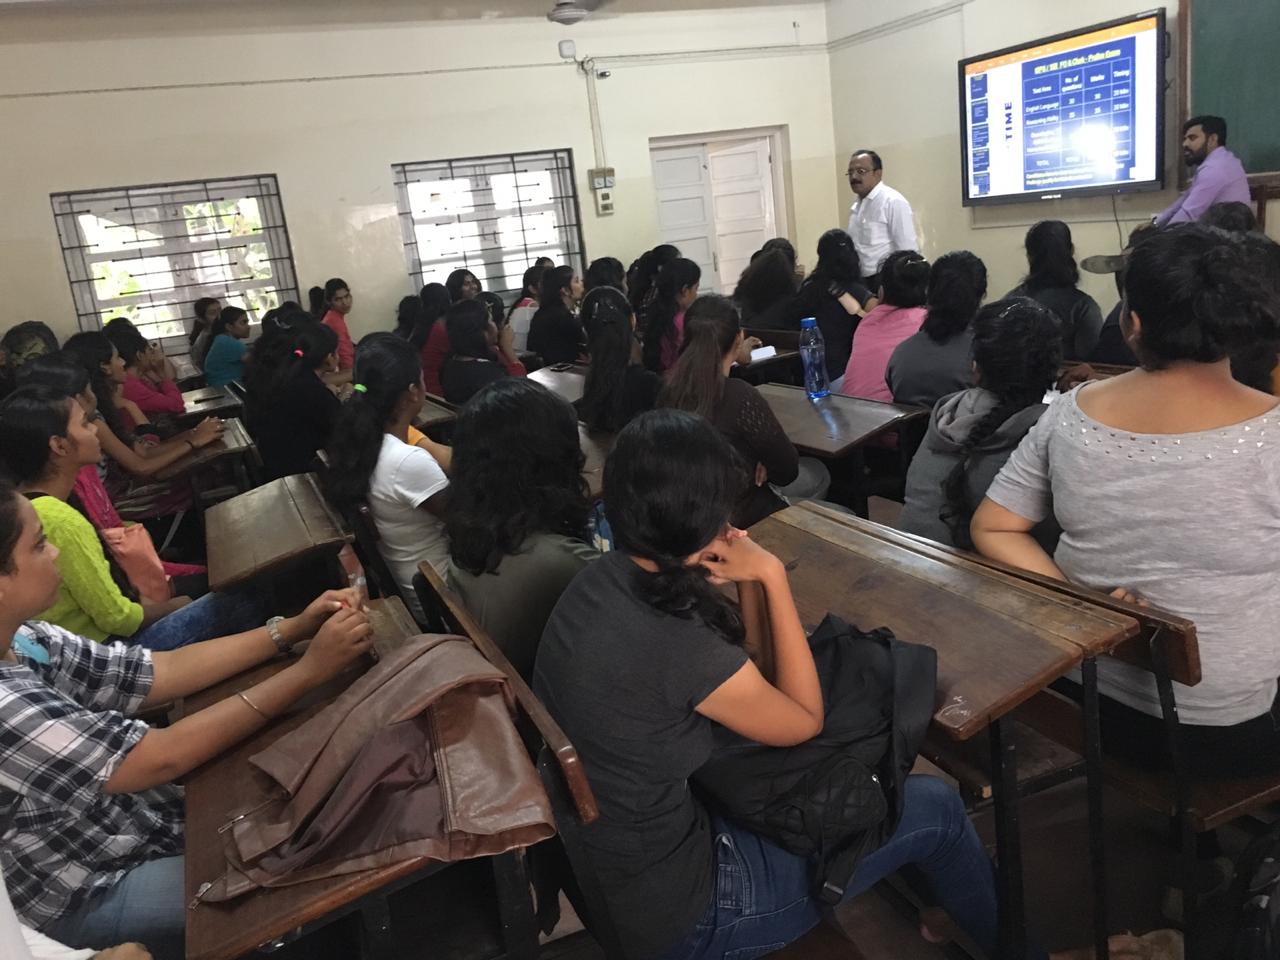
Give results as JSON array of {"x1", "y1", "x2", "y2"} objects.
[{"x1": 0, "y1": 479, "x2": 375, "y2": 960}]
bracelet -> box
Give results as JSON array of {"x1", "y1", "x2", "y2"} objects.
[
  {"x1": 237, "y1": 690, "x2": 269, "y2": 722},
  {"x1": 184, "y1": 438, "x2": 196, "y2": 451}
]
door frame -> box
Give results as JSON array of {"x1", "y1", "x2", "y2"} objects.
[{"x1": 649, "y1": 125, "x2": 794, "y2": 250}]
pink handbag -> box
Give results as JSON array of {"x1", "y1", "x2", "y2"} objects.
[{"x1": 75, "y1": 465, "x2": 173, "y2": 603}]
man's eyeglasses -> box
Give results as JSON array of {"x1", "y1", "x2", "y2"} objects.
[{"x1": 848, "y1": 167, "x2": 875, "y2": 177}]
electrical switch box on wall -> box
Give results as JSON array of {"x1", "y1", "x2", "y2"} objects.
[{"x1": 588, "y1": 167, "x2": 616, "y2": 216}]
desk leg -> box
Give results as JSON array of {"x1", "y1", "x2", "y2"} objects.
[
  {"x1": 1081, "y1": 657, "x2": 1110, "y2": 960},
  {"x1": 990, "y1": 718, "x2": 1027, "y2": 958},
  {"x1": 492, "y1": 850, "x2": 538, "y2": 960},
  {"x1": 358, "y1": 895, "x2": 396, "y2": 960}
]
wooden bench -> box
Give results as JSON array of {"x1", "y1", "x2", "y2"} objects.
[
  {"x1": 205, "y1": 473, "x2": 351, "y2": 591},
  {"x1": 176, "y1": 385, "x2": 244, "y2": 428},
  {"x1": 182, "y1": 596, "x2": 544, "y2": 960},
  {"x1": 156, "y1": 416, "x2": 258, "y2": 486}
]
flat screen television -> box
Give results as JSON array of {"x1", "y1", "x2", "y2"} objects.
[{"x1": 958, "y1": 10, "x2": 1167, "y2": 206}]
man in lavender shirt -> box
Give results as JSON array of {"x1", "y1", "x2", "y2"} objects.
[{"x1": 1155, "y1": 115, "x2": 1252, "y2": 226}]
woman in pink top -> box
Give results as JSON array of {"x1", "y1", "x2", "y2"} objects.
[
  {"x1": 321, "y1": 277, "x2": 356, "y2": 374},
  {"x1": 841, "y1": 250, "x2": 930, "y2": 402}
]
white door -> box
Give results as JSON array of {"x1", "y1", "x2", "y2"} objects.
[
  {"x1": 707, "y1": 137, "x2": 775, "y2": 291},
  {"x1": 650, "y1": 145, "x2": 719, "y2": 292}
]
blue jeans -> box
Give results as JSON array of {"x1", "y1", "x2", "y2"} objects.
[
  {"x1": 659, "y1": 775, "x2": 1042, "y2": 960},
  {"x1": 124, "y1": 588, "x2": 263, "y2": 651},
  {"x1": 43, "y1": 855, "x2": 185, "y2": 960}
]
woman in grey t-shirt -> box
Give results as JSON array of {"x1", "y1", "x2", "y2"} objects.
[{"x1": 974, "y1": 224, "x2": 1280, "y2": 779}]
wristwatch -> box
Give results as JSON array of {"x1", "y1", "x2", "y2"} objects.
[{"x1": 265, "y1": 616, "x2": 290, "y2": 655}]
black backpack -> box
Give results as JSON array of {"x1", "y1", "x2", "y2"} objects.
[
  {"x1": 693, "y1": 614, "x2": 937, "y2": 904},
  {"x1": 1235, "y1": 825, "x2": 1280, "y2": 958}
]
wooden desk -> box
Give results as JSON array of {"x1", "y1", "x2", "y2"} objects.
[
  {"x1": 415, "y1": 396, "x2": 458, "y2": 432},
  {"x1": 206, "y1": 473, "x2": 350, "y2": 591},
  {"x1": 750, "y1": 503, "x2": 1137, "y2": 956},
  {"x1": 184, "y1": 597, "x2": 432, "y2": 960},
  {"x1": 744, "y1": 327, "x2": 800, "y2": 352},
  {"x1": 579, "y1": 424, "x2": 614, "y2": 499},
  {"x1": 529, "y1": 364, "x2": 587, "y2": 405},
  {"x1": 172, "y1": 356, "x2": 201, "y2": 383},
  {"x1": 157, "y1": 417, "x2": 255, "y2": 482},
  {"x1": 177, "y1": 386, "x2": 244, "y2": 427},
  {"x1": 757, "y1": 384, "x2": 927, "y2": 459}
]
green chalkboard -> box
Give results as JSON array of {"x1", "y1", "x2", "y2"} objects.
[{"x1": 1189, "y1": 0, "x2": 1280, "y2": 174}]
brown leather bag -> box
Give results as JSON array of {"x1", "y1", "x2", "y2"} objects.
[{"x1": 196, "y1": 635, "x2": 555, "y2": 903}]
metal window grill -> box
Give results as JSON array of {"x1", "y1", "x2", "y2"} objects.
[
  {"x1": 392, "y1": 149, "x2": 587, "y2": 302},
  {"x1": 51, "y1": 174, "x2": 299, "y2": 352}
]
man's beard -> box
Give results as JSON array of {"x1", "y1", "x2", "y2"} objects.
[{"x1": 1185, "y1": 148, "x2": 1207, "y2": 167}]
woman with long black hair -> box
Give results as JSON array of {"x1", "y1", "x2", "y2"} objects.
[
  {"x1": 440, "y1": 299, "x2": 527, "y2": 406},
  {"x1": 888, "y1": 250, "x2": 988, "y2": 409},
  {"x1": 445, "y1": 268, "x2": 481, "y2": 303},
  {"x1": 1004, "y1": 220, "x2": 1103, "y2": 360},
  {"x1": 253, "y1": 323, "x2": 342, "y2": 480},
  {"x1": 899, "y1": 297, "x2": 1061, "y2": 549},
  {"x1": 201, "y1": 306, "x2": 251, "y2": 388},
  {"x1": 642, "y1": 258, "x2": 701, "y2": 374},
  {"x1": 531, "y1": 408, "x2": 1019, "y2": 960},
  {"x1": 528, "y1": 266, "x2": 585, "y2": 365},
  {"x1": 325, "y1": 334, "x2": 452, "y2": 620},
  {"x1": 792, "y1": 229, "x2": 878, "y2": 380},
  {"x1": 507, "y1": 264, "x2": 549, "y2": 352},
  {"x1": 629, "y1": 243, "x2": 680, "y2": 323},
  {"x1": 416, "y1": 282, "x2": 455, "y2": 395},
  {"x1": 659, "y1": 295, "x2": 828, "y2": 527},
  {"x1": 577, "y1": 286, "x2": 660, "y2": 434},
  {"x1": 445, "y1": 378, "x2": 597, "y2": 678}
]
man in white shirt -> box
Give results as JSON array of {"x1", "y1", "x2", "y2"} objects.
[{"x1": 846, "y1": 150, "x2": 918, "y2": 292}]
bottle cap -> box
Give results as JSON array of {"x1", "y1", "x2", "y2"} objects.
[{"x1": 800, "y1": 317, "x2": 817, "y2": 328}]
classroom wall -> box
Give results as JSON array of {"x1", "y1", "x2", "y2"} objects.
[
  {"x1": 826, "y1": 0, "x2": 1184, "y2": 307},
  {"x1": 0, "y1": 1, "x2": 837, "y2": 342}
]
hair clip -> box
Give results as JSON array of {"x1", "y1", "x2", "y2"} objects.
[
  {"x1": 352, "y1": 383, "x2": 367, "y2": 393},
  {"x1": 294, "y1": 349, "x2": 304, "y2": 357}
]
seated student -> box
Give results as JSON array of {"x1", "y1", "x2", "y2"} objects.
[
  {"x1": 104, "y1": 324, "x2": 184, "y2": 421},
  {"x1": 188, "y1": 296, "x2": 221, "y2": 367},
  {"x1": 792, "y1": 230, "x2": 878, "y2": 380},
  {"x1": 16, "y1": 356, "x2": 207, "y2": 599},
  {"x1": 392, "y1": 295, "x2": 424, "y2": 343},
  {"x1": 319, "y1": 278, "x2": 356, "y2": 375},
  {"x1": 201, "y1": 307, "x2": 251, "y2": 388},
  {"x1": 660, "y1": 295, "x2": 831, "y2": 528},
  {"x1": 241, "y1": 304, "x2": 315, "y2": 435},
  {"x1": 415, "y1": 283, "x2": 455, "y2": 396},
  {"x1": 899, "y1": 298, "x2": 1061, "y2": 550},
  {"x1": 440, "y1": 299, "x2": 527, "y2": 406},
  {"x1": 253, "y1": 323, "x2": 342, "y2": 480},
  {"x1": 1005, "y1": 220, "x2": 1103, "y2": 361},
  {"x1": 507, "y1": 265, "x2": 548, "y2": 353},
  {"x1": 0, "y1": 388, "x2": 260, "y2": 650},
  {"x1": 529, "y1": 266, "x2": 586, "y2": 365},
  {"x1": 2, "y1": 324, "x2": 61, "y2": 401},
  {"x1": 628, "y1": 244, "x2": 681, "y2": 327},
  {"x1": 445, "y1": 268, "x2": 481, "y2": 303},
  {"x1": 445, "y1": 379, "x2": 598, "y2": 678},
  {"x1": 641, "y1": 258, "x2": 701, "y2": 374},
  {"x1": 888, "y1": 251, "x2": 988, "y2": 409},
  {"x1": 733, "y1": 248, "x2": 799, "y2": 331},
  {"x1": 0, "y1": 477, "x2": 372, "y2": 959},
  {"x1": 577, "y1": 286, "x2": 660, "y2": 434},
  {"x1": 973, "y1": 224, "x2": 1280, "y2": 779},
  {"x1": 325, "y1": 334, "x2": 453, "y2": 620},
  {"x1": 584, "y1": 256, "x2": 627, "y2": 295},
  {"x1": 531, "y1": 409, "x2": 1008, "y2": 960},
  {"x1": 61, "y1": 333, "x2": 223, "y2": 482},
  {"x1": 841, "y1": 250, "x2": 930, "y2": 401}
]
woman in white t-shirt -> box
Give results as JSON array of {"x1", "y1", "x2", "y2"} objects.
[{"x1": 324, "y1": 333, "x2": 453, "y2": 620}]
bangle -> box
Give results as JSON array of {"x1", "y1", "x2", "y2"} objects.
[
  {"x1": 237, "y1": 690, "x2": 269, "y2": 722},
  {"x1": 266, "y1": 616, "x2": 290, "y2": 655},
  {"x1": 184, "y1": 438, "x2": 195, "y2": 451}
]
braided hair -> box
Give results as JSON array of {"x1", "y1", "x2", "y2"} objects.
[
  {"x1": 605, "y1": 409, "x2": 747, "y2": 643},
  {"x1": 940, "y1": 297, "x2": 1062, "y2": 548}
]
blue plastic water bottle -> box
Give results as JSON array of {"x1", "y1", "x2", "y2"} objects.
[{"x1": 799, "y1": 317, "x2": 830, "y2": 400}]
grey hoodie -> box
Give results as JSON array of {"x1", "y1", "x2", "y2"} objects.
[{"x1": 899, "y1": 388, "x2": 1056, "y2": 549}]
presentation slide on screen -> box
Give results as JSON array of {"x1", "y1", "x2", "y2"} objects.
[{"x1": 963, "y1": 17, "x2": 1160, "y2": 201}]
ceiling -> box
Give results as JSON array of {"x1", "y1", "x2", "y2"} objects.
[{"x1": 0, "y1": 0, "x2": 816, "y2": 16}]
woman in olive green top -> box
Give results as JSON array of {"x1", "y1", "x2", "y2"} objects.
[{"x1": 444, "y1": 378, "x2": 598, "y2": 679}]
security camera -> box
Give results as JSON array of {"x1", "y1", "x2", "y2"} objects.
[{"x1": 596, "y1": 69, "x2": 612, "y2": 79}]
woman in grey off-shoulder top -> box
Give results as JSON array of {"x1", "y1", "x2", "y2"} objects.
[{"x1": 973, "y1": 223, "x2": 1280, "y2": 779}]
